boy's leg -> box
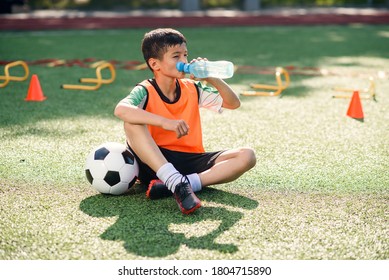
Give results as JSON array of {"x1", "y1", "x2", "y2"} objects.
[
  {"x1": 124, "y1": 123, "x2": 201, "y2": 214},
  {"x1": 124, "y1": 123, "x2": 167, "y2": 172},
  {"x1": 198, "y1": 148, "x2": 256, "y2": 187},
  {"x1": 148, "y1": 147, "x2": 256, "y2": 198}
]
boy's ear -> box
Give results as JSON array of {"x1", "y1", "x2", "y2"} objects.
[{"x1": 148, "y1": 58, "x2": 160, "y2": 71}]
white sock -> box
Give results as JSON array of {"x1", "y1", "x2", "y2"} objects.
[
  {"x1": 187, "y1": 173, "x2": 202, "y2": 192},
  {"x1": 156, "y1": 163, "x2": 185, "y2": 193}
]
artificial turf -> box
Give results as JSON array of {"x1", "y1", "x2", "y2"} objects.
[{"x1": 0, "y1": 25, "x2": 388, "y2": 260}]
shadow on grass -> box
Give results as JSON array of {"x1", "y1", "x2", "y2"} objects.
[{"x1": 79, "y1": 187, "x2": 258, "y2": 257}]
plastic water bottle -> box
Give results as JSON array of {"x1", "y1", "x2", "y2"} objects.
[{"x1": 176, "y1": 60, "x2": 234, "y2": 79}]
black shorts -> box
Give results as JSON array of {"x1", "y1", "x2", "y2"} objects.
[{"x1": 128, "y1": 145, "x2": 224, "y2": 185}]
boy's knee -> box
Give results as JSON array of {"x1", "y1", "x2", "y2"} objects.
[
  {"x1": 123, "y1": 122, "x2": 154, "y2": 147},
  {"x1": 124, "y1": 122, "x2": 139, "y2": 132},
  {"x1": 124, "y1": 122, "x2": 148, "y2": 136},
  {"x1": 240, "y1": 148, "x2": 256, "y2": 170}
]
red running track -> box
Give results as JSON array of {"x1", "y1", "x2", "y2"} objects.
[{"x1": 1, "y1": 10, "x2": 389, "y2": 30}]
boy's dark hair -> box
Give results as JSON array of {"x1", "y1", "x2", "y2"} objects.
[{"x1": 141, "y1": 28, "x2": 187, "y2": 70}]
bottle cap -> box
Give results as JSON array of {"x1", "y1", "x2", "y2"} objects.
[{"x1": 176, "y1": 62, "x2": 190, "y2": 73}]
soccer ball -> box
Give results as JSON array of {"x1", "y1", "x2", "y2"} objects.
[{"x1": 85, "y1": 142, "x2": 139, "y2": 195}]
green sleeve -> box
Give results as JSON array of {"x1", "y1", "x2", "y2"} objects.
[
  {"x1": 194, "y1": 80, "x2": 223, "y2": 113},
  {"x1": 194, "y1": 80, "x2": 219, "y2": 95},
  {"x1": 120, "y1": 85, "x2": 148, "y2": 108}
]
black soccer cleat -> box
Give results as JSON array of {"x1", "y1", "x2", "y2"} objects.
[
  {"x1": 146, "y1": 179, "x2": 172, "y2": 199},
  {"x1": 173, "y1": 182, "x2": 201, "y2": 215}
]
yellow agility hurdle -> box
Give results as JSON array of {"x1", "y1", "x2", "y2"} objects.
[
  {"x1": 332, "y1": 77, "x2": 376, "y2": 100},
  {"x1": 241, "y1": 67, "x2": 290, "y2": 96},
  {"x1": 61, "y1": 61, "x2": 116, "y2": 90},
  {"x1": 0, "y1": 60, "x2": 29, "y2": 88}
]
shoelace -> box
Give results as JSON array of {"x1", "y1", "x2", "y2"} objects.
[
  {"x1": 176, "y1": 180, "x2": 192, "y2": 201},
  {"x1": 165, "y1": 172, "x2": 189, "y2": 193}
]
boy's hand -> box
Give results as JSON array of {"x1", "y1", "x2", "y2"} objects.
[
  {"x1": 189, "y1": 57, "x2": 207, "y2": 81},
  {"x1": 189, "y1": 57, "x2": 207, "y2": 64},
  {"x1": 162, "y1": 118, "x2": 189, "y2": 139}
]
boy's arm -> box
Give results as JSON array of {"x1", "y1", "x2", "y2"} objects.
[
  {"x1": 204, "y1": 77, "x2": 240, "y2": 109},
  {"x1": 188, "y1": 57, "x2": 240, "y2": 110},
  {"x1": 114, "y1": 102, "x2": 189, "y2": 139},
  {"x1": 115, "y1": 102, "x2": 162, "y2": 127}
]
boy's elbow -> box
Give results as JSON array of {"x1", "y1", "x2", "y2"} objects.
[
  {"x1": 114, "y1": 104, "x2": 125, "y2": 119},
  {"x1": 230, "y1": 99, "x2": 241, "y2": 109},
  {"x1": 234, "y1": 99, "x2": 241, "y2": 109},
  {"x1": 223, "y1": 99, "x2": 241, "y2": 110},
  {"x1": 114, "y1": 106, "x2": 120, "y2": 118}
]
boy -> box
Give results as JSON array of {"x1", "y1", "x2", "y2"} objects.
[{"x1": 115, "y1": 28, "x2": 256, "y2": 215}]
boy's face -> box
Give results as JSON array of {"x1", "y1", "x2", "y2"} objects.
[{"x1": 151, "y1": 43, "x2": 188, "y2": 78}]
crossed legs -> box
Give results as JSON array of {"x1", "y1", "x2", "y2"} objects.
[
  {"x1": 199, "y1": 147, "x2": 256, "y2": 187},
  {"x1": 124, "y1": 122, "x2": 256, "y2": 188}
]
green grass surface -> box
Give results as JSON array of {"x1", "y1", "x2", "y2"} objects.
[{"x1": 0, "y1": 26, "x2": 388, "y2": 260}]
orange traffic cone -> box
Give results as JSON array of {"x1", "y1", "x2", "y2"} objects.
[
  {"x1": 25, "y1": 74, "x2": 46, "y2": 102},
  {"x1": 346, "y1": 90, "x2": 364, "y2": 121}
]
